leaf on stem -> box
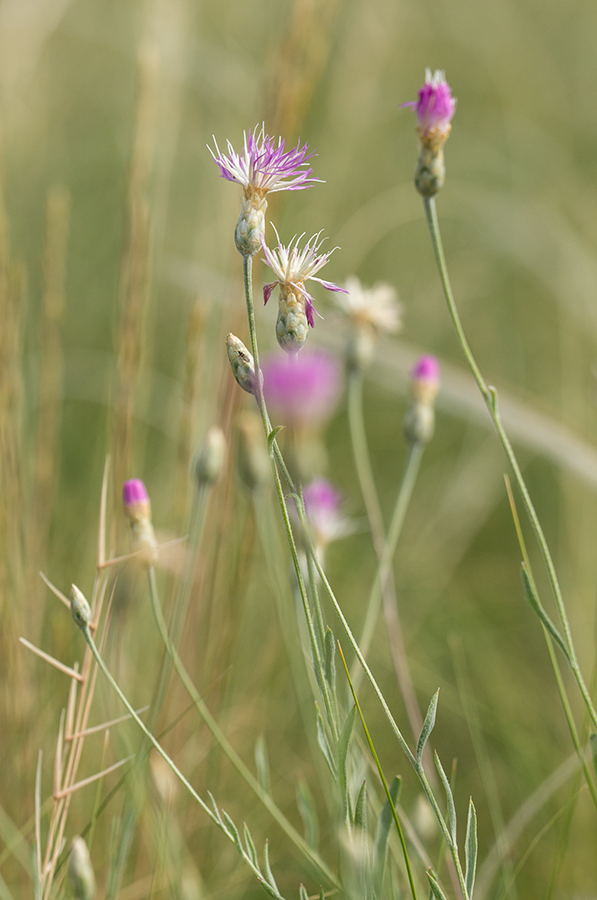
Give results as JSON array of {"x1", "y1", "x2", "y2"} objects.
[
  {"x1": 464, "y1": 798, "x2": 478, "y2": 899},
  {"x1": 434, "y1": 752, "x2": 457, "y2": 846},
  {"x1": 417, "y1": 689, "x2": 439, "y2": 767},
  {"x1": 337, "y1": 705, "x2": 357, "y2": 820},
  {"x1": 427, "y1": 870, "x2": 449, "y2": 900},
  {"x1": 520, "y1": 564, "x2": 570, "y2": 662},
  {"x1": 372, "y1": 776, "x2": 401, "y2": 898}
]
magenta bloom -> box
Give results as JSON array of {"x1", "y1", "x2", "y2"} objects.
[
  {"x1": 209, "y1": 124, "x2": 321, "y2": 195},
  {"x1": 123, "y1": 478, "x2": 149, "y2": 507},
  {"x1": 403, "y1": 70, "x2": 456, "y2": 137},
  {"x1": 411, "y1": 355, "x2": 440, "y2": 403},
  {"x1": 262, "y1": 229, "x2": 347, "y2": 328},
  {"x1": 262, "y1": 349, "x2": 341, "y2": 428}
]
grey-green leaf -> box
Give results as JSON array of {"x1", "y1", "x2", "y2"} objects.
[
  {"x1": 299, "y1": 885, "x2": 309, "y2": 900},
  {"x1": 337, "y1": 705, "x2": 357, "y2": 819},
  {"x1": 296, "y1": 779, "x2": 320, "y2": 849},
  {"x1": 417, "y1": 689, "x2": 439, "y2": 766},
  {"x1": 316, "y1": 710, "x2": 337, "y2": 779},
  {"x1": 427, "y1": 870, "x2": 450, "y2": 900},
  {"x1": 354, "y1": 780, "x2": 367, "y2": 831},
  {"x1": 372, "y1": 776, "x2": 401, "y2": 899},
  {"x1": 323, "y1": 627, "x2": 336, "y2": 693},
  {"x1": 464, "y1": 798, "x2": 478, "y2": 899},
  {"x1": 243, "y1": 823, "x2": 258, "y2": 868},
  {"x1": 520, "y1": 564, "x2": 570, "y2": 661},
  {"x1": 434, "y1": 752, "x2": 457, "y2": 846},
  {"x1": 263, "y1": 841, "x2": 279, "y2": 894}
]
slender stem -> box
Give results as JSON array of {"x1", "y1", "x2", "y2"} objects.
[
  {"x1": 146, "y1": 567, "x2": 339, "y2": 887},
  {"x1": 353, "y1": 441, "x2": 423, "y2": 682},
  {"x1": 242, "y1": 253, "x2": 339, "y2": 741},
  {"x1": 423, "y1": 196, "x2": 597, "y2": 731}
]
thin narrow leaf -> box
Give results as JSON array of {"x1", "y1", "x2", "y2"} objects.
[
  {"x1": 316, "y1": 710, "x2": 337, "y2": 779},
  {"x1": 590, "y1": 734, "x2": 597, "y2": 783},
  {"x1": 267, "y1": 425, "x2": 285, "y2": 451},
  {"x1": 243, "y1": 823, "x2": 258, "y2": 869},
  {"x1": 222, "y1": 811, "x2": 242, "y2": 851},
  {"x1": 354, "y1": 780, "x2": 367, "y2": 831},
  {"x1": 427, "y1": 870, "x2": 449, "y2": 900},
  {"x1": 255, "y1": 734, "x2": 271, "y2": 795},
  {"x1": 299, "y1": 885, "x2": 309, "y2": 900},
  {"x1": 323, "y1": 627, "x2": 337, "y2": 692},
  {"x1": 263, "y1": 841, "x2": 280, "y2": 895},
  {"x1": 337, "y1": 705, "x2": 357, "y2": 821},
  {"x1": 464, "y1": 798, "x2": 478, "y2": 899},
  {"x1": 296, "y1": 779, "x2": 320, "y2": 849},
  {"x1": 520, "y1": 564, "x2": 570, "y2": 661},
  {"x1": 372, "y1": 776, "x2": 401, "y2": 898},
  {"x1": 434, "y1": 752, "x2": 457, "y2": 846},
  {"x1": 417, "y1": 689, "x2": 439, "y2": 766}
]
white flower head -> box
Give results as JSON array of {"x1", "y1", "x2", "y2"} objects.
[{"x1": 334, "y1": 276, "x2": 402, "y2": 335}]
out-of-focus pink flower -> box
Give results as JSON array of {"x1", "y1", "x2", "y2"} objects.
[
  {"x1": 262, "y1": 349, "x2": 341, "y2": 428},
  {"x1": 123, "y1": 479, "x2": 151, "y2": 521},
  {"x1": 303, "y1": 479, "x2": 349, "y2": 548},
  {"x1": 209, "y1": 125, "x2": 321, "y2": 195},
  {"x1": 403, "y1": 70, "x2": 456, "y2": 139},
  {"x1": 411, "y1": 355, "x2": 440, "y2": 403}
]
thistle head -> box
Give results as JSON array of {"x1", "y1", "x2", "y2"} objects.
[
  {"x1": 403, "y1": 355, "x2": 440, "y2": 446},
  {"x1": 122, "y1": 478, "x2": 158, "y2": 566},
  {"x1": 334, "y1": 276, "x2": 402, "y2": 370},
  {"x1": 70, "y1": 585, "x2": 92, "y2": 630},
  {"x1": 403, "y1": 70, "x2": 456, "y2": 196}
]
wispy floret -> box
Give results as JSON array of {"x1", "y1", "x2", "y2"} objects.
[
  {"x1": 209, "y1": 124, "x2": 320, "y2": 194},
  {"x1": 262, "y1": 229, "x2": 347, "y2": 352},
  {"x1": 209, "y1": 125, "x2": 321, "y2": 256},
  {"x1": 403, "y1": 69, "x2": 456, "y2": 197}
]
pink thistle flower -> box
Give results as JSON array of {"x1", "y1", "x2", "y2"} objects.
[
  {"x1": 209, "y1": 124, "x2": 321, "y2": 196},
  {"x1": 123, "y1": 478, "x2": 150, "y2": 519},
  {"x1": 403, "y1": 69, "x2": 456, "y2": 139},
  {"x1": 262, "y1": 349, "x2": 341, "y2": 428},
  {"x1": 262, "y1": 228, "x2": 347, "y2": 332},
  {"x1": 412, "y1": 354, "x2": 440, "y2": 401}
]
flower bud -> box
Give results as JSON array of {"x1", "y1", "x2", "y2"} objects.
[
  {"x1": 403, "y1": 70, "x2": 456, "y2": 197},
  {"x1": 234, "y1": 191, "x2": 267, "y2": 257},
  {"x1": 226, "y1": 333, "x2": 259, "y2": 394},
  {"x1": 403, "y1": 355, "x2": 440, "y2": 447},
  {"x1": 68, "y1": 837, "x2": 96, "y2": 900},
  {"x1": 70, "y1": 585, "x2": 92, "y2": 630},
  {"x1": 276, "y1": 289, "x2": 308, "y2": 354},
  {"x1": 194, "y1": 426, "x2": 227, "y2": 486},
  {"x1": 122, "y1": 479, "x2": 158, "y2": 566}
]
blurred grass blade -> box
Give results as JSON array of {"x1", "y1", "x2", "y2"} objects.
[
  {"x1": 520, "y1": 563, "x2": 570, "y2": 662},
  {"x1": 434, "y1": 752, "x2": 457, "y2": 845},
  {"x1": 464, "y1": 798, "x2": 478, "y2": 899},
  {"x1": 296, "y1": 779, "x2": 320, "y2": 849},
  {"x1": 316, "y1": 709, "x2": 337, "y2": 778},
  {"x1": 355, "y1": 780, "x2": 367, "y2": 831},
  {"x1": 417, "y1": 689, "x2": 439, "y2": 767},
  {"x1": 324, "y1": 626, "x2": 337, "y2": 693},
  {"x1": 255, "y1": 734, "x2": 271, "y2": 795}
]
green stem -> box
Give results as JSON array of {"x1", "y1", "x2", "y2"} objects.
[
  {"x1": 146, "y1": 567, "x2": 338, "y2": 887},
  {"x1": 242, "y1": 254, "x2": 339, "y2": 741},
  {"x1": 423, "y1": 195, "x2": 597, "y2": 731},
  {"x1": 353, "y1": 441, "x2": 423, "y2": 682}
]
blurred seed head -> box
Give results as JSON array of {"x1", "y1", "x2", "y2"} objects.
[
  {"x1": 68, "y1": 836, "x2": 96, "y2": 900},
  {"x1": 194, "y1": 426, "x2": 227, "y2": 487}
]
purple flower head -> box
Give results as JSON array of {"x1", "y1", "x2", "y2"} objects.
[
  {"x1": 209, "y1": 124, "x2": 322, "y2": 196},
  {"x1": 411, "y1": 354, "x2": 440, "y2": 403},
  {"x1": 262, "y1": 349, "x2": 341, "y2": 428},
  {"x1": 123, "y1": 478, "x2": 153, "y2": 525},
  {"x1": 123, "y1": 478, "x2": 149, "y2": 507},
  {"x1": 403, "y1": 70, "x2": 456, "y2": 137},
  {"x1": 262, "y1": 228, "x2": 348, "y2": 329},
  {"x1": 303, "y1": 479, "x2": 348, "y2": 548}
]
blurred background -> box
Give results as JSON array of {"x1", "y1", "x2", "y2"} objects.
[{"x1": 2, "y1": 0, "x2": 597, "y2": 896}]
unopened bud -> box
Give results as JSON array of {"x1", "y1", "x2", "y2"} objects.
[
  {"x1": 68, "y1": 836, "x2": 96, "y2": 900},
  {"x1": 122, "y1": 479, "x2": 158, "y2": 566},
  {"x1": 226, "y1": 333, "x2": 259, "y2": 394},
  {"x1": 403, "y1": 355, "x2": 440, "y2": 446},
  {"x1": 70, "y1": 585, "x2": 92, "y2": 629},
  {"x1": 194, "y1": 426, "x2": 227, "y2": 486},
  {"x1": 236, "y1": 412, "x2": 270, "y2": 491},
  {"x1": 345, "y1": 327, "x2": 376, "y2": 373},
  {"x1": 276, "y1": 289, "x2": 308, "y2": 354},
  {"x1": 235, "y1": 191, "x2": 267, "y2": 257}
]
